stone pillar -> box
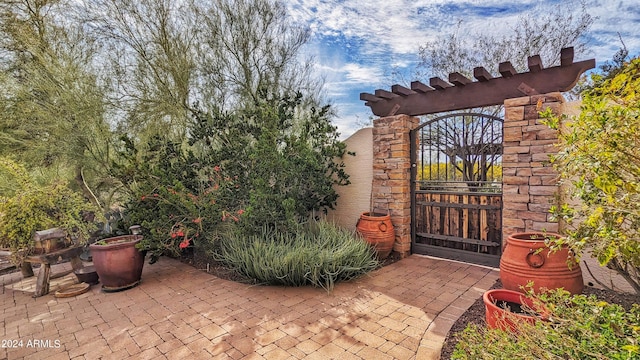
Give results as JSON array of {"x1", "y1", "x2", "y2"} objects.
[
  {"x1": 372, "y1": 114, "x2": 420, "y2": 257},
  {"x1": 502, "y1": 92, "x2": 564, "y2": 241}
]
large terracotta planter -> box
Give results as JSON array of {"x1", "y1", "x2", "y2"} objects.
[
  {"x1": 89, "y1": 235, "x2": 145, "y2": 292},
  {"x1": 500, "y1": 232, "x2": 583, "y2": 295},
  {"x1": 356, "y1": 212, "x2": 395, "y2": 259},
  {"x1": 484, "y1": 288, "x2": 539, "y2": 331}
]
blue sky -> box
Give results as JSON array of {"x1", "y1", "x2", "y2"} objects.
[{"x1": 284, "y1": 0, "x2": 640, "y2": 138}]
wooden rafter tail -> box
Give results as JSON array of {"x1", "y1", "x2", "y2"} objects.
[
  {"x1": 391, "y1": 84, "x2": 416, "y2": 96},
  {"x1": 411, "y1": 81, "x2": 434, "y2": 93},
  {"x1": 474, "y1": 67, "x2": 493, "y2": 82},
  {"x1": 561, "y1": 47, "x2": 574, "y2": 67},
  {"x1": 360, "y1": 93, "x2": 381, "y2": 102},
  {"x1": 528, "y1": 55, "x2": 543, "y2": 72},
  {"x1": 449, "y1": 72, "x2": 472, "y2": 86},
  {"x1": 430, "y1": 77, "x2": 452, "y2": 90},
  {"x1": 499, "y1": 62, "x2": 516, "y2": 77},
  {"x1": 375, "y1": 89, "x2": 399, "y2": 99}
]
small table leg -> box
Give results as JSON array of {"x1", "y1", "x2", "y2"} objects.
[{"x1": 34, "y1": 264, "x2": 51, "y2": 297}]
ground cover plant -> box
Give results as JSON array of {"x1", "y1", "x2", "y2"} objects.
[{"x1": 213, "y1": 220, "x2": 379, "y2": 291}]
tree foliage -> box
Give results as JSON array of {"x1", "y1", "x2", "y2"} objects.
[
  {"x1": 111, "y1": 91, "x2": 350, "y2": 261},
  {"x1": 194, "y1": 0, "x2": 317, "y2": 109},
  {"x1": 188, "y1": 91, "x2": 350, "y2": 233},
  {"x1": 546, "y1": 57, "x2": 640, "y2": 294},
  {"x1": 79, "y1": 0, "x2": 320, "y2": 141},
  {"x1": 0, "y1": 0, "x2": 112, "y2": 205}
]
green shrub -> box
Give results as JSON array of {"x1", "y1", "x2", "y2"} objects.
[
  {"x1": 190, "y1": 92, "x2": 351, "y2": 234},
  {"x1": 544, "y1": 57, "x2": 640, "y2": 294},
  {"x1": 111, "y1": 91, "x2": 351, "y2": 262},
  {"x1": 111, "y1": 136, "x2": 243, "y2": 264},
  {"x1": 453, "y1": 289, "x2": 640, "y2": 360},
  {"x1": 213, "y1": 220, "x2": 379, "y2": 291},
  {"x1": 0, "y1": 158, "x2": 99, "y2": 263}
]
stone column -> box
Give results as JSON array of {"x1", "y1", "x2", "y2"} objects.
[
  {"x1": 502, "y1": 92, "x2": 564, "y2": 241},
  {"x1": 372, "y1": 114, "x2": 420, "y2": 257}
]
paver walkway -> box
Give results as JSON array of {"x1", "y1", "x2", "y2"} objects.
[{"x1": 1, "y1": 255, "x2": 498, "y2": 360}]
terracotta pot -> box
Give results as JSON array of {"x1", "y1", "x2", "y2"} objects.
[
  {"x1": 356, "y1": 212, "x2": 395, "y2": 259},
  {"x1": 500, "y1": 232, "x2": 583, "y2": 295},
  {"x1": 483, "y1": 288, "x2": 539, "y2": 331},
  {"x1": 89, "y1": 235, "x2": 145, "y2": 292}
]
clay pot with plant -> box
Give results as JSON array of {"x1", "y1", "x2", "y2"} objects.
[
  {"x1": 483, "y1": 288, "x2": 542, "y2": 331},
  {"x1": 89, "y1": 226, "x2": 146, "y2": 292}
]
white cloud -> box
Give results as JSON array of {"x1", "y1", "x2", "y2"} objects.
[{"x1": 341, "y1": 63, "x2": 382, "y2": 83}]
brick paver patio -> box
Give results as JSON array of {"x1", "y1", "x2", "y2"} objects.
[{"x1": 1, "y1": 255, "x2": 498, "y2": 359}]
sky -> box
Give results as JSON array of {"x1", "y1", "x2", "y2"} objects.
[{"x1": 284, "y1": 0, "x2": 640, "y2": 139}]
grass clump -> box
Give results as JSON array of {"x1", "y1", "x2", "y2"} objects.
[
  {"x1": 453, "y1": 288, "x2": 640, "y2": 360},
  {"x1": 213, "y1": 220, "x2": 379, "y2": 291}
]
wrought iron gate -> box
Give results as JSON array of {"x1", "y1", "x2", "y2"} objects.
[{"x1": 411, "y1": 113, "x2": 503, "y2": 267}]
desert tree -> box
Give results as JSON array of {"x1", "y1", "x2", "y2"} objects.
[
  {"x1": 0, "y1": 0, "x2": 112, "y2": 206},
  {"x1": 78, "y1": 0, "x2": 323, "y2": 141},
  {"x1": 194, "y1": 0, "x2": 320, "y2": 111},
  {"x1": 78, "y1": 0, "x2": 198, "y2": 141}
]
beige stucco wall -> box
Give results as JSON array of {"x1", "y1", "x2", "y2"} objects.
[{"x1": 326, "y1": 128, "x2": 373, "y2": 230}]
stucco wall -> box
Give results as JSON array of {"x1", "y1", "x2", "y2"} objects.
[{"x1": 326, "y1": 128, "x2": 373, "y2": 230}]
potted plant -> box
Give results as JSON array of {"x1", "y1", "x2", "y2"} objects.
[
  {"x1": 483, "y1": 288, "x2": 540, "y2": 331},
  {"x1": 89, "y1": 225, "x2": 145, "y2": 292},
  {"x1": 499, "y1": 232, "x2": 583, "y2": 295},
  {"x1": 0, "y1": 158, "x2": 99, "y2": 271}
]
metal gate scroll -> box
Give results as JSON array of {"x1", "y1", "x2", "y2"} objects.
[{"x1": 410, "y1": 113, "x2": 503, "y2": 267}]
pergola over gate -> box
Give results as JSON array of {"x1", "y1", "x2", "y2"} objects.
[
  {"x1": 359, "y1": 47, "x2": 595, "y2": 265},
  {"x1": 361, "y1": 48, "x2": 593, "y2": 116}
]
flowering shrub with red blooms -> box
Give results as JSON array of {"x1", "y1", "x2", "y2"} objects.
[{"x1": 124, "y1": 165, "x2": 244, "y2": 264}]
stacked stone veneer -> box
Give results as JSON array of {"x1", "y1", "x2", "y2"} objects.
[
  {"x1": 502, "y1": 92, "x2": 564, "y2": 240},
  {"x1": 369, "y1": 92, "x2": 565, "y2": 258},
  {"x1": 372, "y1": 114, "x2": 419, "y2": 257}
]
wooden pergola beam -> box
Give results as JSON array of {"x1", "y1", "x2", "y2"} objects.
[{"x1": 360, "y1": 47, "x2": 595, "y2": 117}]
